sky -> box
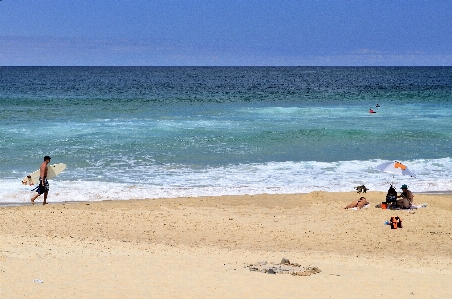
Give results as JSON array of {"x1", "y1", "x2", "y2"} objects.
[{"x1": 1, "y1": 0, "x2": 451, "y2": 66}]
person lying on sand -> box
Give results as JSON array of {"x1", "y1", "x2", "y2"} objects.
[{"x1": 344, "y1": 197, "x2": 369, "y2": 209}]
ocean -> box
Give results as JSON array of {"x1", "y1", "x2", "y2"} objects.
[{"x1": 1, "y1": 66, "x2": 452, "y2": 205}]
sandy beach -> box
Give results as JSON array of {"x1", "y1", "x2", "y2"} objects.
[{"x1": 1, "y1": 191, "x2": 451, "y2": 298}]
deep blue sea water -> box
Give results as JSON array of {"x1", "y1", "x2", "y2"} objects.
[{"x1": 1, "y1": 66, "x2": 452, "y2": 204}]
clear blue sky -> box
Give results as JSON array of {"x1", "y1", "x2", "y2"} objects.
[{"x1": 1, "y1": 0, "x2": 451, "y2": 66}]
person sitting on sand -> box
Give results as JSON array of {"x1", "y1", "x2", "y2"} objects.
[
  {"x1": 385, "y1": 185, "x2": 398, "y2": 206},
  {"x1": 396, "y1": 184, "x2": 414, "y2": 209},
  {"x1": 344, "y1": 196, "x2": 369, "y2": 209}
]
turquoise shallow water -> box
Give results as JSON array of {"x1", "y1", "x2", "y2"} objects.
[{"x1": 1, "y1": 67, "x2": 452, "y2": 204}]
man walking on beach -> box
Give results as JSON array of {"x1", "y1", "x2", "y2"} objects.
[{"x1": 31, "y1": 156, "x2": 51, "y2": 205}]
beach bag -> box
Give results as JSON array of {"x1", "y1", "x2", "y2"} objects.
[
  {"x1": 390, "y1": 216, "x2": 402, "y2": 229},
  {"x1": 386, "y1": 194, "x2": 397, "y2": 203},
  {"x1": 390, "y1": 216, "x2": 398, "y2": 229}
]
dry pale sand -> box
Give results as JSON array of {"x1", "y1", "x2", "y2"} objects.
[{"x1": 1, "y1": 191, "x2": 452, "y2": 299}]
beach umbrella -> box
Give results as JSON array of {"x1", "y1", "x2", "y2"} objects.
[{"x1": 374, "y1": 161, "x2": 416, "y2": 178}]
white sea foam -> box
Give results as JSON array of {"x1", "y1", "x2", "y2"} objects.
[
  {"x1": 2, "y1": 158, "x2": 452, "y2": 205},
  {"x1": 2, "y1": 67, "x2": 452, "y2": 206}
]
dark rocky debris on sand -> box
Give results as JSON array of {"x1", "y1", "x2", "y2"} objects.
[{"x1": 246, "y1": 258, "x2": 321, "y2": 276}]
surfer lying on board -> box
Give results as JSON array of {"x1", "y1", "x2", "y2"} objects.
[{"x1": 31, "y1": 156, "x2": 51, "y2": 205}]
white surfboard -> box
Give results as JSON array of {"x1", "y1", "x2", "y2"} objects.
[{"x1": 21, "y1": 163, "x2": 67, "y2": 185}]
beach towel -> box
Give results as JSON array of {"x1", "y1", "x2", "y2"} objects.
[
  {"x1": 409, "y1": 204, "x2": 428, "y2": 209},
  {"x1": 351, "y1": 204, "x2": 370, "y2": 210},
  {"x1": 389, "y1": 204, "x2": 427, "y2": 210}
]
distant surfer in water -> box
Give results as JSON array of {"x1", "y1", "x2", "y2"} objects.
[
  {"x1": 369, "y1": 108, "x2": 376, "y2": 113},
  {"x1": 31, "y1": 156, "x2": 51, "y2": 205}
]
